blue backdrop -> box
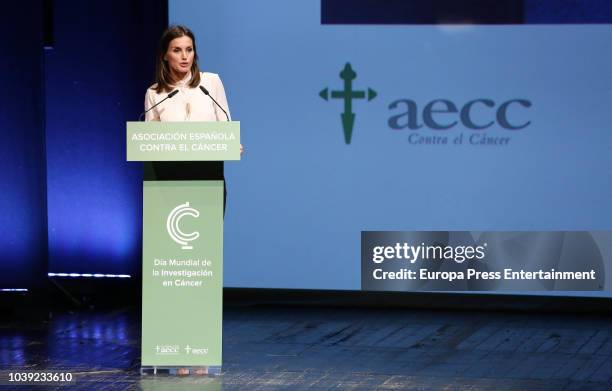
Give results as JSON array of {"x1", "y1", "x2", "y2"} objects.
[
  {"x1": 0, "y1": 0, "x2": 166, "y2": 290},
  {"x1": 44, "y1": 0, "x2": 166, "y2": 277},
  {"x1": 0, "y1": 2, "x2": 47, "y2": 290},
  {"x1": 2, "y1": 1, "x2": 612, "y2": 296}
]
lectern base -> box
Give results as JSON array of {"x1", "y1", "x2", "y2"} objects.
[
  {"x1": 141, "y1": 181, "x2": 224, "y2": 373},
  {"x1": 140, "y1": 365, "x2": 222, "y2": 376}
]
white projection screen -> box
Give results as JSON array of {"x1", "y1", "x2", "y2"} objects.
[{"x1": 170, "y1": 0, "x2": 612, "y2": 297}]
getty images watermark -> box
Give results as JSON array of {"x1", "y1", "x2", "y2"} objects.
[
  {"x1": 372, "y1": 242, "x2": 486, "y2": 264},
  {"x1": 370, "y1": 242, "x2": 488, "y2": 281},
  {"x1": 361, "y1": 231, "x2": 602, "y2": 291}
]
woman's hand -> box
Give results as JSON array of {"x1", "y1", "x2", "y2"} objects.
[{"x1": 240, "y1": 144, "x2": 244, "y2": 155}]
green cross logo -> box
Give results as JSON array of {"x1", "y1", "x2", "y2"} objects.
[{"x1": 319, "y1": 63, "x2": 377, "y2": 144}]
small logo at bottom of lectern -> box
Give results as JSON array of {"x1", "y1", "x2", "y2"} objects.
[
  {"x1": 166, "y1": 202, "x2": 200, "y2": 250},
  {"x1": 155, "y1": 345, "x2": 180, "y2": 355},
  {"x1": 184, "y1": 345, "x2": 209, "y2": 355}
]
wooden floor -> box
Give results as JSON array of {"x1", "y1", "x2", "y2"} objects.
[{"x1": 1, "y1": 305, "x2": 611, "y2": 390}]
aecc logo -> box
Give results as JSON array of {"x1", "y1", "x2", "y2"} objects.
[{"x1": 388, "y1": 98, "x2": 532, "y2": 131}]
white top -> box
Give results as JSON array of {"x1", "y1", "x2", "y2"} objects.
[{"x1": 144, "y1": 72, "x2": 231, "y2": 122}]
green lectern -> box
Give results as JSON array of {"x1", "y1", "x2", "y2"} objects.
[{"x1": 127, "y1": 121, "x2": 240, "y2": 376}]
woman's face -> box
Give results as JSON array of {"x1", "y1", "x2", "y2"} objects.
[{"x1": 164, "y1": 35, "x2": 194, "y2": 79}]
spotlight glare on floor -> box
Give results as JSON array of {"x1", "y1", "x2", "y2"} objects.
[{"x1": 48, "y1": 273, "x2": 131, "y2": 279}]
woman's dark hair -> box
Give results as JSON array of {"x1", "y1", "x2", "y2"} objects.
[{"x1": 154, "y1": 25, "x2": 201, "y2": 93}]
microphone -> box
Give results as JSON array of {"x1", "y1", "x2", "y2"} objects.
[
  {"x1": 199, "y1": 86, "x2": 230, "y2": 121},
  {"x1": 139, "y1": 89, "x2": 179, "y2": 121}
]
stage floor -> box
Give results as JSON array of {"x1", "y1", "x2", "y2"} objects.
[{"x1": 1, "y1": 305, "x2": 611, "y2": 390}]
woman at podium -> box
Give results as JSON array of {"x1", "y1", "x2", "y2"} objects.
[
  {"x1": 143, "y1": 25, "x2": 237, "y2": 201},
  {"x1": 144, "y1": 25, "x2": 230, "y2": 123},
  {"x1": 141, "y1": 25, "x2": 231, "y2": 377}
]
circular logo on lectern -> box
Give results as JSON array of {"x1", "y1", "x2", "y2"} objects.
[{"x1": 166, "y1": 202, "x2": 200, "y2": 250}]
